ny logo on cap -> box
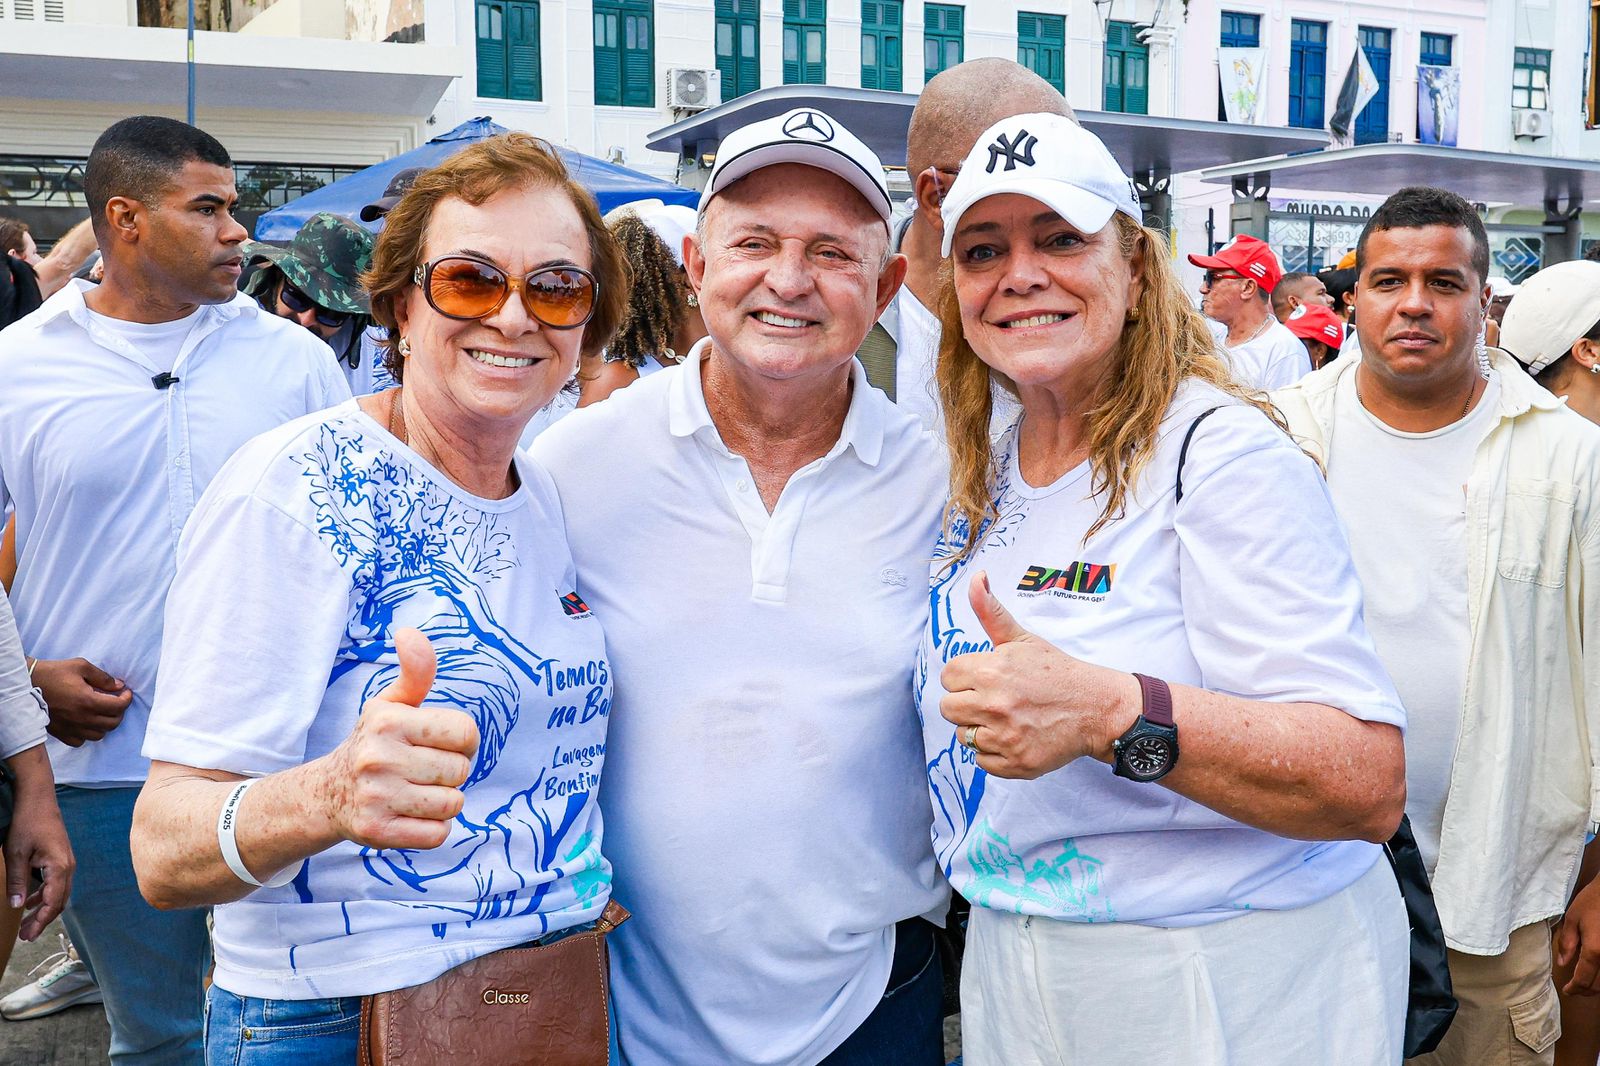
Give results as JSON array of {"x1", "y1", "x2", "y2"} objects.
[
  {"x1": 985, "y1": 129, "x2": 1039, "y2": 174},
  {"x1": 782, "y1": 111, "x2": 836, "y2": 143}
]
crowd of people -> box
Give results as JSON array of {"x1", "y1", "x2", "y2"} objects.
[{"x1": 0, "y1": 54, "x2": 1599, "y2": 1066}]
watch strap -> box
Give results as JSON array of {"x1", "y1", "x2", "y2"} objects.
[{"x1": 1131, "y1": 672, "x2": 1174, "y2": 728}]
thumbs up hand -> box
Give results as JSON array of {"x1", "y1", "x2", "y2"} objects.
[
  {"x1": 939, "y1": 571, "x2": 1139, "y2": 780},
  {"x1": 319, "y1": 628, "x2": 481, "y2": 851}
]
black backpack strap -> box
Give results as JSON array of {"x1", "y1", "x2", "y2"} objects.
[{"x1": 1174, "y1": 406, "x2": 1222, "y2": 505}]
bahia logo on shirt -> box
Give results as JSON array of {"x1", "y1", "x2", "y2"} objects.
[
  {"x1": 1017, "y1": 561, "x2": 1117, "y2": 602},
  {"x1": 560, "y1": 591, "x2": 592, "y2": 618}
]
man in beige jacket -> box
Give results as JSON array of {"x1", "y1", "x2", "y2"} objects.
[{"x1": 1273, "y1": 185, "x2": 1600, "y2": 1065}]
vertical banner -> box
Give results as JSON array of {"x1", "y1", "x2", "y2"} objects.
[
  {"x1": 1329, "y1": 42, "x2": 1380, "y2": 146},
  {"x1": 1218, "y1": 47, "x2": 1268, "y2": 124},
  {"x1": 1416, "y1": 65, "x2": 1460, "y2": 147}
]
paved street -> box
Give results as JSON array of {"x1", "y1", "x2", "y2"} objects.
[
  {"x1": 0, "y1": 926, "x2": 108, "y2": 1066},
  {"x1": 0, "y1": 928, "x2": 959, "y2": 1065}
]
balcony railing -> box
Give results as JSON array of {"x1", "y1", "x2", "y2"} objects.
[{"x1": 0, "y1": 155, "x2": 364, "y2": 213}]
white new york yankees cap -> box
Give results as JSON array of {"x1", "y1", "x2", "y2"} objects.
[
  {"x1": 940, "y1": 113, "x2": 1143, "y2": 258},
  {"x1": 701, "y1": 108, "x2": 892, "y2": 225}
]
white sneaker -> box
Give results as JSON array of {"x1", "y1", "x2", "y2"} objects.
[{"x1": 0, "y1": 935, "x2": 103, "y2": 1021}]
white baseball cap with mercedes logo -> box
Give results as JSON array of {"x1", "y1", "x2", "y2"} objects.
[
  {"x1": 700, "y1": 107, "x2": 892, "y2": 225},
  {"x1": 940, "y1": 112, "x2": 1143, "y2": 257}
]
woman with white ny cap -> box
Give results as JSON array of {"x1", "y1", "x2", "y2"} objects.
[{"x1": 914, "y1": 113, "x2": 1411, "y2": 1063}]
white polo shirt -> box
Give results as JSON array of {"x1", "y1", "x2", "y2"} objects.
[
  {"x1": 0, "y1": 282, "x2": 351, "y2": 787},
  {"x1": 528, "y1": 344, "x2": 949, "y2": 1066}
]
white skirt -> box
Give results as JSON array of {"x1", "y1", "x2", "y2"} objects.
[{"x1": 960, "y1": 854, "x2": 1410, "y2": 1066}]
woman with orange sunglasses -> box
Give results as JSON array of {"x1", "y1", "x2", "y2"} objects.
[{"x1": 130, "y1": 134, "x2": 630, "y2": 1065}]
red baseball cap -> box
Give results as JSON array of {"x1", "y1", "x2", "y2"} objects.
[
  {"x1": 1188, "y1": 235, "x2": 1284, "y2": 293},
  {"x1": 1284, "y1": 303, "x2": 1346, "y2": 346}
]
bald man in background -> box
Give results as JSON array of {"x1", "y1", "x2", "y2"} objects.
[{"x1": 863, "y1": 58, "x2": 1073, "y2": 431}]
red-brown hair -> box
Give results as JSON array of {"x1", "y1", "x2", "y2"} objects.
[{"x1": 363, "y1": 133, "x2": 628, "y2": 382}]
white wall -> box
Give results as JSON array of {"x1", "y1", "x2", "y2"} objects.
[{"x1": 237, "y1": 0, "x2": 346, "y2": 39}]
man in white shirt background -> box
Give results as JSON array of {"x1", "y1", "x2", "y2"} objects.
[
  {"x1": 0, "y1": 116, "x2": 349, "y2": 1063},
  {"x1": 1271, "y1": 269, "x2": 1336, "y2": 323},
  {"x1": 871, "y1": 58, "x2": 1070, "y2": 432},
  {"x1": 532, "y1": 109, "x2": 947, "y2": 1066},
  {"x1": 1274, "y1": 185, "x2": 1600, "y2": 1066},
  {"x1": 1190, "y1": 234, "x2": 1311, "y2": 390}
]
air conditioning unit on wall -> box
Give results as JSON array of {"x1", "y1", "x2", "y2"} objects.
[
  {"x1": 666, "y1": 69, "x2": 721, "y2": 112},
  {"x1": 1513, "y1": 108, "x2": 1551, "y2": 139}
]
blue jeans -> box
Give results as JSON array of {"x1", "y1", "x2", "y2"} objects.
[
  {"x1": 205, "y1": 922, "x2": 622, "y2": 1064},
  {"x1": 57, "y1": 785, "x2": 211, "y2": 1066},
  {"x1": 820, "y1": 918, "x2": 945, "y2": 1066},
  {"x1": 204, "y1": 988, "x2": 360, "y2": 1066}
]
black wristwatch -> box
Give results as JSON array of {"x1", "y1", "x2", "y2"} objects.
[{"x1": 1112, "y1": 673, "x2": 1179, "y2": 782}]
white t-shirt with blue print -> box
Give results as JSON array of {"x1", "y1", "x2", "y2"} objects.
[
  {"x1": 915, "y1": 380, "x2": 1406, "y2": 928},
  {"x1": 146, "y1": 399, "x2": 612, "y2": 1000}
]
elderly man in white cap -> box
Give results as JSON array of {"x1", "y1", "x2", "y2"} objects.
[{"x1": 529, "y1": 110, "x2": 947, "y2": 1065}]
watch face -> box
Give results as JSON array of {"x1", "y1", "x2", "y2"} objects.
[{"x1": 1122, "y1": 735, "x2": 1173, "y2": 781}]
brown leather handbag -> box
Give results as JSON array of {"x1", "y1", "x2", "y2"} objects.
[{"x1": 357, "y1": 899, "x2": 629, "y2": 1066}]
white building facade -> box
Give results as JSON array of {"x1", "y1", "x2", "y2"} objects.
[
  {"x1": 8, "y1": 0, "x2": 1600, "y2": 271},
  {"x1": 1, "y1": 0, "x2": 461, "y2": 238},
  {"x1": 427, "y1": 0, "x2": 1174, "y2": 178},
  {"x1": 1170, "y1": 0, "x2": 1600, "y2": 275}
]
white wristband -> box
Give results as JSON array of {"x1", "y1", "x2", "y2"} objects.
[{"x1": 217, "y1": 780, "x2": 298, "y2": 889}]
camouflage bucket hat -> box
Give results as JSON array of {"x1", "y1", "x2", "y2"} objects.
[{"x1": 242, "y1": 212, "x2": 375, "y2": 315}]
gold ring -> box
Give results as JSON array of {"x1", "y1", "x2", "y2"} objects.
[{"x1": 963, "y1": 724, "x2": 984, "y2": 755}]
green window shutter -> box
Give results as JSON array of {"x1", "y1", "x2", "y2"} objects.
[
  {"x1": 739, "y1": 18, "x2": 759, "y2": 96},
  {"x1": 1103, "y1": 20, "x2": 1146, "y2": 114},
  {"x1": 622, "y1": 9, "x2": 654, "y2": 107},
  {"x1": 923, "y1": 4, "x2": 962, "y2": 82},
  {"x1": 1018, "y1": 12, "x2": 1063, "y2": 92},
  {"x1": 863, "y1": 1, "x2": 899, "y2": 91},
  {"x1": 594, "y1": 7, "x2": 620, "y2": 105},
  {"x1": 716, "y1": 0, "x2": 760, "y2": 100},
  {"x1": 1125, "y1": 53, "x2": 1147, "y2": 114},
  {"x1": 881, "y1": 0, "x2": 901, "y2": 90},
  {"x1": 783, "y1": 0, "x2": 801, "y2": 83},
  {"x1": 784, "y1": 0, "x2": 826, "y2": 84},
  {"x1": 783, "y1": 30, "x2": 800, "y2": 83},
  {"x1": 476, "y1": 0, "x2": 509, "y2": 98},
  {"x1": 716, "y1": 0, "x2": 737, "y2": 98},
  {"x1": 595, "y1": 1, "x2": 651, "y2": 108},
  {"x1": 861, "y1": 1, "x2": 877, "y2": 88},
  {"x1": 507, "y1": 1, "x2": 541, "y2": 101}
]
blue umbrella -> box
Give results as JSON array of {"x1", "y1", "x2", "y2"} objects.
[{"x1": 254, "y1": 117, "x2": 698, "y2": 241}]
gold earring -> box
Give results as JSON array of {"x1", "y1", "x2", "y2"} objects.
[
  {"x1": 1127, "y1": 306, "x2": 1142, "y2": 322},
  {"x1": 397, "y1": 336, "x2": 412, "y2": 358}
]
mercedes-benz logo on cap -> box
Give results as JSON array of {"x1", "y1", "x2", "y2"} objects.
[{"x1": 782, "y1": 111, "x2": 836, "y2": 143}]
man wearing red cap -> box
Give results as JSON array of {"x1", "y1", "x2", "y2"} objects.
[{"x1": 1189, "y1": 235, "x2": 1311, "y2": 389}]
